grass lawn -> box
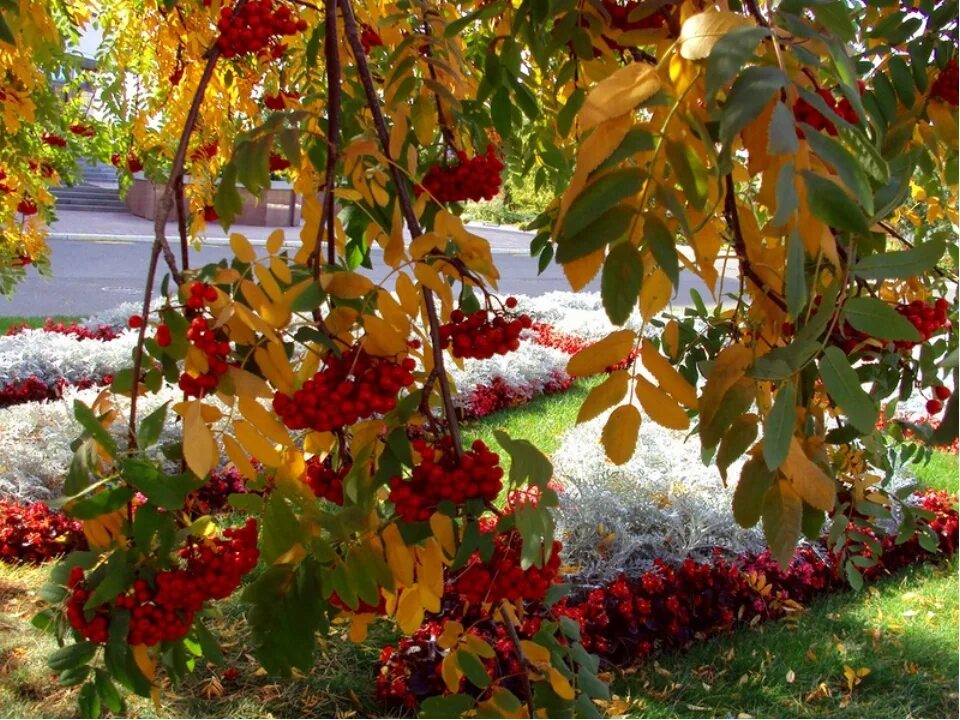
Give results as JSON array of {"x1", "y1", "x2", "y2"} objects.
[
  {"x1": 0, "y1": 381, "x2": 955, "y2": 717},
  {"x1": 0, "y1": 316, "x2": 82, "y2": 334}
]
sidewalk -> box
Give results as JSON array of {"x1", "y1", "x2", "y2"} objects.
[{"x1": 47, "y1": 210, "x2": 535, "y2": 254}]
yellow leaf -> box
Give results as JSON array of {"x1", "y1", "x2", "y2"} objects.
[
  {"x1": 548, "y1": 667, "x2": 576, "y2": 700},
  {"x1": 463, "y1": 635, "x2": 496, "y2": 659},
  {"x1": 348, "y1": 613, "x2": 375, "y2": 643},
  {"x1": 700, "y1": 344, "x2": 753, "y2": 430},
  {"x1": 377, "y1": 289, "x2": 410, "y2": 331},
  {"x1": 602, "y1": 404, "x2": 641, "y2": 465},
  {"x1": 223, "y1": 434, "x2": 258, "y2": 481},
  {"x1": 782, "y1": 437, "x2": 835, "y2": 511},
  {"x1": 640, "y1": 266, "x2": 673, "y2": 319},
  {"x1": 563, "y1": 248, "x2": 605, "y2": 291},
  {"x1": 253, "y1": 347, "x2": 293, "y2": 396},
  {"x1": 635, "y1": 376, "x2": 690, "y2": 430},
  {"x1": 416, "y1": 539, "x2": 445, "y2": 613},
  {"x1": 266, "y1": 340, "x2": 298, "y2": 390},
  {"x1": 663, "y1": 319, "x2": 680, "y2": 360},
  {"x1": 225, "y1": 366, "x2": 273, "y2": 399},
  {"x1": 567, "y1": 330, "x2": 636, "y2": 377},
  {"x1": 324, "y1": 271, "x2": 374, "y2": 299},
  {"x1": 580, "y1": 63, "x2": 662, "y2": 131},
  {"x1": 577, "y1": 114, "x2": 635, "y2": 178},
  {"x1": 429, "y1": 512, "x2": 457, "y2": 558},
  {"x1": 383, "y1": 523, "x2": 415, "y2": 586},
  {"x1": 230, "y1": 232, "x2": 256, "y2": 264},
  {"x1": 640, "y1": 339, "x2": 698, "y2": 408},
  {"x1": 238, "y1": 397, "x2": 290, "y2": 447},
  {"x1": 254, "y1": 264, "x2": 284, "y2": 304},
  {"x1": 233, "y1": 419, "x2": 283, "y2": 468},
  {"x1": 325, "y1": 306, "x2": 359, "y2": 336},
  {"x1": 183, "y1": 400, "x2": 217, "y2": 478},
  {"x1": 679, "y1": 10, "x2": 755, "y2": 60},
  {"x1": 441, "y1": 651, "x2": 464, "y2": 693},
  {"x1": 81, "y1": 509, "x2": 125, "y2": 550},
  {"x1": 395, "y1": 272, "x2": 420, "y2": 317},
  {"x1": 438, "y1": 620, "x2": 464, "y2": 650},
  {"x1": 414, "y1": 263, "x2": 453, "y2": 309},
  {"x1": 396, "y1": 585, "x2": 424, "y2": 634},
  {"x1": 520, "y1": 640, "x2": 552, "y2": 668},
  {"x1": 362, "y1": 314, "x2": 408, "y2": 356},
  {"x1": 132, "y1": 644, "x2": 161, "y2": 708},
  {"x1": 577, "y1": 370, "x2": 629, "y2": 423},
  {"x1": 266, "y1": 228, "x2": 284, "y2": 255}
]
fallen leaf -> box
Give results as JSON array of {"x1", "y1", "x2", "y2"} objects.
[{"x1": 786, "y1": 669, "x2": 796, "y2": 683}]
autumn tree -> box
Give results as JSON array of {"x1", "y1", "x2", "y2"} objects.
[{"x1": 2, "y1": 0, "x2": 957, "y2": 716}]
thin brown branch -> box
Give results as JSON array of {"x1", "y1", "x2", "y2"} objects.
[
  {"x1": 724, "y1": 174, "x2": 788, "y2": 313},
  {"x1": 499, "y1": 601, "x2": 537, "y2": 717},
  {"x1": 418, "y1": 9, "x2": 458, "y2": 151},
  {"x1": 314, "y1": 0, "x2": 343, "y2": 275},
  {"x1": 127, "y1": 241, "x2": 161, "y2": 446},
  {"x1": 340, "y1": 0, "x2": 464, "y2": 456},
  {"x1": 743, "y1": 0, "x2": 770, "y2": 27},
  {"x1": 174, "y1": 174, "x2": 189, "y2": 272}
]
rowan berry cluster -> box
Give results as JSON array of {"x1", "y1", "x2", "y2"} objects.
[
  {"x1": 415, "y1": 145, "x2": 504, "y2": 203},
  {"x1": 388, "y1": 437, "x2": 504, "y2": 522},
  {"x1": 272, "y1": 348, "x2": 416, "y2": 432},
  {"x1": 263, "y1": 90, "x2": 300, "y2": 110},
  {"x1": 793, "y1": 87, "x2": 859, "y2": 136},
  {"x1": 42, "y1": 133, "x2": 67, "y2": 147},
  {"x1": 215, "y1": 0, "x2": 306, "y2": 59},
  {"x1": 66, "y1": 520, "x2": 259, "y2": 646},
  {"x1": 454, "y1": 531, "x2": 562, "y2": 605},
  {"x1": 926, "y1": 384, "x2": 952, "y2": 416},
  {"x1": 837, "y1": 297, "x2": 950, "y2": 355},
  {"x1": 179, "y1": 314, "x2": 232, "y2": 399},
  {"x1": 16, "y1": 199, "x2": 38, "y2": 215},
  {"x1": 304, "y1": 455, "x2": 349, "y2": 505},
  {"x1": 269, "y1": 152, "x2": 291, "y2": 172},
  {"x1": 439, "y1": 301, "x2": 532, "y2": 360},
  {"x1": 111, "y1": 153, "x2": 143, "y2": 173},
  {"x1": 360, "y1": 24, "x2": 384, "y2": 53},
  {"x1": 931, "y1": 58, "x2": 958, "y2": 106},
  {"x1": 69, "y1": 124, "x2": 95, "y2": 138}
]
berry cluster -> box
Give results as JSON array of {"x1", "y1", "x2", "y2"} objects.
[
  {"x1": 415, "y1": 145, "x2": 504, "y2": 203},
  {"x1": 0, "y1": 500, "x2": 84, "y2": 564},
  {"x1": 793, "y1": 86, "x2": 859, "y2": 136},
  {"x1": 111, "y1": 153, "x2": 143, "y2": 173},
  {"x1": 263, "y1": 90, "x2": 300, "y2": 110},
  {"x1": 214, "y1": 0, "x2": 307, "y2": 59},
  {"x1": 191, "y1": 140, "x2": 219, "y2": 162},
  {"x1": 931, "y1": 58, "x2": 958, "y2": 106},
  {"x1": 360, "y1": 23, "x2": 384, "y2": 53},
  {"x1": 69, "y1": 124, "x2": 96, "y2": 138},
  {"x1": 42, "y1": 133, "x2": 67, "y2": 148},
  {"x1": 836, "y1": 297, "x2": 950, "y2": 355},
  {"x1": 439, "y1": 302, "x2": 532, "y2": 360},
  {"x1": 272, "y1": 348, "x2": 415, "y2": 432},
  {"x1": 0, "y1": 169, "x2": 10, "y2": 193},
  {"x1": 455, "y1": 531, "x2": 562, "y2": 605},
  {"x1": 269, "y1": 152, "x2": 291, "y2": 172},
  {"x1": 16, "y1": 198, "x2": 38, "y2": 215},
  {"x1": 179, "y1": 314, "x2": 232, "y2": 399},
  {"x1": 388, "y1": 437, "x2": 504, "y2": 522},
  {"x1": 304, "y1": 455, "x2": 349, "y2": 505},
  {"x1": 66, "y1": 520, "x2": 259, "y2": 646},
  {"x1": 926, "y1": 384, "x2": 952, "y2": 416}
]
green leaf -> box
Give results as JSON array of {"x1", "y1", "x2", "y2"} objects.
[
  {"x1": 784, "y1": 229, "x2": 807, "y2": 317},
  {"x1": 60, "y1": 664, "x2": 92, "y2": 687},
  {"x1": 600, "y1": 242, "x2": 643, "y2": 326},
  {"x1": 214, "y1": 163, "x2": 244, "y2": 228},
  {"x1": 457, "y1": 649, "x2": 491, "y2": 689},
  {"x1": 421, "y1": 693, "x2": 476, "y2": 718},
  {"x1": 887, "y1": 55, "x2": 916, "y2": 107},
  {"x1": 84, "y1": 552, "x2": 134, "y2": 610},
  {"x1": 491, "y1": 85, "x2": 512, "y2": 137},
  {"x1": 578, "y1": 666, "x2": 610, "y2": 700},
  {"x1": 762, "y1": 480, "x2": 802, "y2": 569},
  {"x1": 704, "y1": 26, "x2": 771, "y2": 103},
  {"x1": 763, "y1": 381, "x2": 796, "y2": 470},
  {"x1": 801, "y1": 172, "x2": 870, "y2": 235},
  {"x1": 851, "y1": 240, "x2": 946, "y2": 280},
  {"x1": 812, "y1": 1, "x2": 857, "y2": 42},
  {"x1": 836, "y1": 125, "x2": 890, "y2": 184},
  {"x1": 48, "y1": 642, "x2": 97, "y2": 672},
  {"x1": 94, "y1": 669, "x2": 124, "y2": 715},
  {"x1": 930, "y1": 390, "x2": 959, "y2": 447},
  {"x1": 193, "y1": 620, "x2": 225, "y2": 665},
  {"x1": 801, "y1": 126, "x2": 874, "y2": 215},
  {"x1": 819, "y1": 346, "x2": 878, "y2": 434},
  {"x1": 644, "y1": 216, "x2": 679, "y2": 288},
  {"x1": 719, "y1": 67, "x2": 787, "y2": 146},
  {"x1": 665, "y1": 140, "x2": 708, "y2": 210},
  {"x1": 595, "y1": 128, "x2": 655, "y2": 173},
  {"x1": 843, "y1": 297, "x2": 922, "y2": 342},
  {"x1": 555, "y1": 204, "x2": 633, "y2": 264},
  {"x1": 78, "y1": 679, "x2": 100, "y2": 717},
  {"x1": 261, "y1": 493, "x2": 302, "y2": 565},
  {"x1": 717, "y1": 413, "x2": 759, "y2": 482},
  {"x1": 137, "y1": 401, "x2": 169, "y2": 450},
  {"x1": 557, "y1": 88, "x2": 585, "y2": 137},
  {"x1": 771, "y1": 161, "x2": 798, "y2": 226},
  {"x1": 562, "y1": 168, "x2": 646, "y2": 238},
  {"x1": 237, "y1": 137, "x2": 271, "y2": 197},
  {"x1": 801, "y1": 502, "x2": 826, "y2": 539},
  {"x1": 444, "y1": 1, "x2": 503, "y2": 37},
  {"x1": 122, "y1": 458, "x2": 206, "y2": 511},
  {"x1": 73, "y1": 400, "x2": 117, "y2": 457},
  {"x1": 768, "y1": 101, "x2": 799, "y2": 156},
  {"x1": 69, "y1": 485, "x2": 134, "y2": 520}
]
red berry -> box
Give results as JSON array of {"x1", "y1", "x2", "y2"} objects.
[
  {"x1": 155, "y1": 324, "x2": 172, "y2": 347},
  {"x1": 926, "y1": 398, "x2": 944, "y2": 415},
  {"x1": 128, "y1": 314, "x2": 144, "y2": 329},
  {"x1": 935, "y1": 385, "x2": 952, "y2": 401}
]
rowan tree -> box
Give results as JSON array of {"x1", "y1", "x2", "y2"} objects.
[{"x1": 2, "y1": 0, "x2": 957, "y2": 717}]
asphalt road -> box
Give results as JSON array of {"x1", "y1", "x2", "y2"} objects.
[{"x1": 2, "y1": 233, "x2": 739, "y2": 317}]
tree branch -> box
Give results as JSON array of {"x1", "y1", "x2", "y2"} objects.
[
  {"x1": 499, "y1": 600, "x2": 537, "y2": 717},
  {"x1": 339, "y1": 0, "x2": 464, "y2": 456},
  {"x1": 724, "y1": 174, "x2": 788, "y2": 313}
]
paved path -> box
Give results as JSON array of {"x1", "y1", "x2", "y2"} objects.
[{"x1": 2, "y1": 212, "x2": 740, "y2": 316}]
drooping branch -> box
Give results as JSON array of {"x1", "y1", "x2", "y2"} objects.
[
  {"x1": 417, "y1": 5, "x2": 458, "y2": 151},
  {"x1": 724, "y1": 174, "x2": 788, "y2": 313},
  {"x1": 339, "y1": 0, "x2": 464, "y2": 456},
  {"x1": 499, "y1": 601, "x2": 537, "y2": 717}
]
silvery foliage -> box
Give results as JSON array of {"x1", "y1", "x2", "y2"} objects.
[
  {"x1": 512, "y1": 292, "x2": 656, "y2": 342},
  {"x1": 0, "y1": 329, "x2": 138, "y2": 386},
  {"x1": 82, "y1": 300, "x2": 163, "y2": 330},
  {"x1": 552, "y1": 411, "x2": 764, "y2": 586}
]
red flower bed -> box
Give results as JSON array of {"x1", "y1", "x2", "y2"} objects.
[
  {"x1": 527, "y1": 322, "x2": 589, "y2": 355},
  {"x1": 0, "y1": 500, "x2": 86, "y2": 564},
  {"x1": 377, "y1": 490, "x2": 958, "y2": 710},
  {"x1": 0, "y1": 375, "x2": 107, "y2": 409},
  {"x1": 4, "y1": 319, "x2": 121, "y2": 340},
  {"x1": 459, "y1": 373, "x2": 573, "y2": 420}
]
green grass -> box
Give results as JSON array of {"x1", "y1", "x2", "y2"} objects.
[
  {"x1": 0, "y1": 316, "x2": 82, "y2": 334},
  {"x1": 911, "y1": 451, "x2": 959, "y2": 493}
]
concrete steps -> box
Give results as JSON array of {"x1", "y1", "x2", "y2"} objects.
[{"x1": 52, "y1": 184, "x2": 126, "y2": 212}]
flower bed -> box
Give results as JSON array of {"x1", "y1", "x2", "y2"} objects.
[
  {"x1": 376, "y1": 489, "x2": 958, "y2": 710},
  {"x1": 0, "y1": 499, "x2": 85, "y2": 564}
]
